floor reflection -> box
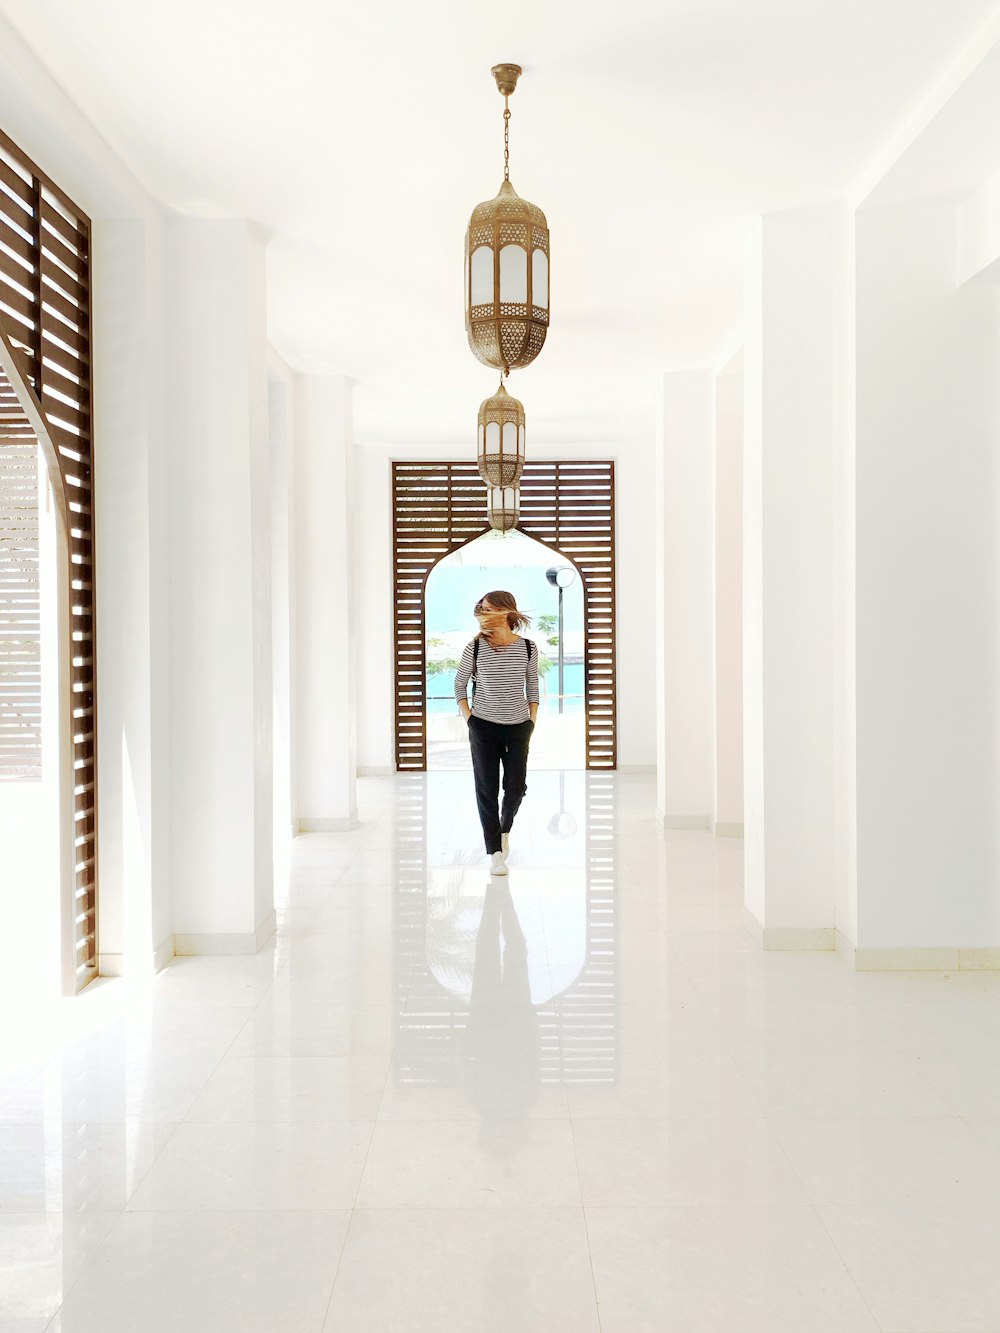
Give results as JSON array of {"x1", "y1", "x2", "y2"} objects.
[{"x1": 392, "y1": 772, "x2": 619, "y2": 1110}]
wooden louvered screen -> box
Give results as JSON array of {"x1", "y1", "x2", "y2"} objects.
[
  {"x1": 392, "y1": 460, "x2": 617, "y2": 770},
  {"x1": 0, "y1": 371, "x2": 40, "y2": 776},
  {"x1": 0, "y1": 128, "x2": 97, "y2": 992}
]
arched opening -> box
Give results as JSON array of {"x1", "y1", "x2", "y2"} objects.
[
  {"x1": 0, "y1": 344, "x2": 78, "y2": 1001},
  {"x1": 424, "y1": 528, "x2": 586, "y2": 770}
]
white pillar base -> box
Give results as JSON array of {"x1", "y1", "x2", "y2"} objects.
[{"x1": 174, "y1": 910, "x2": 277, "y2": 957}]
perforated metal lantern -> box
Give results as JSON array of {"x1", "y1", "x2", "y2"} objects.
[
  {"x1": 486, "y1": 485, "x2": 520, "y2": 533},
  {"x1": 464, "y1": 65, "x2": 550, "y2": 376},
  {"x1": 477, "y1": 382, "x2": 525, "y2": 487}
]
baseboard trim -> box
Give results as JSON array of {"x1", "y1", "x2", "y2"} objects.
[
  {"x1": 743, "y1": 907, "x2": 834, "y2": 952},
  {"x1": 98, "y1": 952, "x2": 123, "y2": 978},
  {"x1": 174, "y1": 911, "x2": 277, "y2": 957},
  {"x1": 763, "y1": 926, "x2": 835, "y2": 951},
  {"x1": 835, "y1": 930, "x2": 856, "y2": 968},
  {"x1": 662, "y1": 814, "x2": 712, "y2": 831},
  {"x1": 297, "y1": 812, "x2": 359, "y2": 833},
  {"x1": 713, "y1": 821, "x2": 744, "y2": 838},
  {"x1": 153, "y1": 934, "x2": 175, "y2": 972},
  {"x1": 959, "y1": 948, "x2": 1000, "y2": 970},
  {"x1": 99, "y1": 933, "x2": 176, "y2": 978}
]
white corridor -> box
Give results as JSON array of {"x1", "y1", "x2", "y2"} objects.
[{"x1": 3, "y1": 772, "x2": 1000, "y2": 1331}]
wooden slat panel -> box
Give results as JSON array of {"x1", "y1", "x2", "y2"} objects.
[
  {"x1": 392, "y1": 459, "x2": 616, "y2": 770},
  {"x1": 0, "y1": 132, "x2": 97, "y2": 993}
]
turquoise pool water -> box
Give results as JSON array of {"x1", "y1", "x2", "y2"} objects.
[{"x1": 427, "y1": 661, "x2": 586, "y2": 713}]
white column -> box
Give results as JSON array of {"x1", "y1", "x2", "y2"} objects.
[
  {"x1": 166, "y1": 219, "x2": 274, "y2": 953},
  {"x1": 743, "y1": 208, "x2": 838, "y2": 946},
  {"x1": 655, "y1": 369, "x2": 713, "y2": 828},
  {"x1": 854, "y1": 198, "x2": 1000, "y2": 962},
  {"x1": 294, "y1": 374, "x2": 357, "y2": 831},
  {"x1": 711, "y1": 360, "x2": 744, "y2": 836},
  {"x1": 269, "y1": 368, "x2": 297, "y2": 858},
  {"x1": 92, "y1": 215, "x2": 173, "y2": 975}
]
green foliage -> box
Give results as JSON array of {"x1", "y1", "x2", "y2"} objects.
[
  {"x1": 537, "y1": 614, "x2": 557, "y2": 634},
  {"x1": 426, "y1": 657, "x2": 459, "y2": 677}
]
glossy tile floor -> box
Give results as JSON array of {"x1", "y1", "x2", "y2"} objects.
[{"x1": 3, "y1": 771, "x2": 1000, "y2": 1330}]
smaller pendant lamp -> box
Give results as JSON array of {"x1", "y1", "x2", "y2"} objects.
[
  {"x1": 487, "y1": 485, "x2": 520, "y2": 533},
  {"x1": 477, "y1": 381, "x2": 525, "y2": 487}
]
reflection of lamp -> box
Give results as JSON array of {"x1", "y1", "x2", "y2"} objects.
[
  {"x1": 547, "y1": 772, "x2": 578, "y2": 839},
  {"x1": 545, "y1": 565, "x2": 576, "y2": 714}
]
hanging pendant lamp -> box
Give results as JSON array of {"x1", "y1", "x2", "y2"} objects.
[
  {"x1": 486, "y1": 484, "x2": 520, "y2": 533},
  {"x1": 477, "y1": 380, "x2": 525, "y2": 488},
  {"x1": 464, "y1": 64, "x2": 550, "y2": 376}
]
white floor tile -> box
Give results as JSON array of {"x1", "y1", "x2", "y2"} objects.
[
  {"x1": 586, "y1": 1205, "x2": 879, "y2": 1331},
  {"x1": 6, "y1": 771, "x2": 1000, "y2": 1331},
  {"x1": 125, "y1": 1120, "x2": 373, "y2": 1210},
  {"x1": 0, "y1": 1120, "x2": 176, "y2": 1213},
  {"x1": 183, "y1": 1055, "x2": 388, "y2": 1122},
  {"x1": 0, "y1": 1213, "x2": 117, "y2": 1320},
  {"x1": 356, "y1": 1119, "x2": 581, "y2": 1208},
  {"x1": 770, "y1": 1115, "x2": 1000, "y2": 1206},
  {"x1": 323, "y1": 1208, "x2": 599, "y2": 1332},
  {"x1": 49, "y1": 1211, "x2": 350, "y2": 1332},
  {"x1": 573, "y1": 1116, "x2": 809, "y2": 1207},
  {"x1": 821, "y1": 1204, "x2": 1000, "y2": 1332}
]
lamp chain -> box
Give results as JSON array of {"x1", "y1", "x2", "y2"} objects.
[{"x1": 503, "y1": 95, "x2": 510, "y2": 182}]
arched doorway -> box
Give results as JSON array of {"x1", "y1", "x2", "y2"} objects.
[
  {"x1": 392, "y1": 460, "x2": 617, "y2": 771},
  {"x1": 0, "y1": 130, "x2": 97, "y2": 993},
  {"x1": 424, "y1": 528, "x2": 586, "y2": 769}
]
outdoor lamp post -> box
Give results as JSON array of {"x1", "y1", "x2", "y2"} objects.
[{"x1": 545, "y1": 565, "x2": 576, "y2": 714}]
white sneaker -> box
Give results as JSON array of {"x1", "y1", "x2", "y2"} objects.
[
  {"x1": 501, "y1": 832, "x2": 510, "y2": 858},
  {"x1": 490, "y1": 851, "x2": 508, "y2": 876}
]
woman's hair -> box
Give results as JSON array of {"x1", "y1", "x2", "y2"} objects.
[{"x1": 474, "y1": 589, "x2": 531, "y2": 633}]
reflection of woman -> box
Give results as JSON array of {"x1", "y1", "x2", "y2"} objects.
[
  {"x1": 454, "y1": 591, "x2": 539, "y2": 876},
  {"x1": 465, "y1": 881, "x2": 541, "y2": 1124}
]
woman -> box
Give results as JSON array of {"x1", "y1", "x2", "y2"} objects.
[{"x1": 454, "y1": 591, "x2": 539, "y2": 876}]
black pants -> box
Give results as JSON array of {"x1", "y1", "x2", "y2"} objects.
[{"x1": 468, "y1": 715, "x2": 534, "y2": 855}]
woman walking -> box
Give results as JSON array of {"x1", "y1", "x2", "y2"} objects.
[{"x1": 454, "y1": 591, "x2": 539, "y2": 876}]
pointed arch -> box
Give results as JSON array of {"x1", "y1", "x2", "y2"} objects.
[{"x1": 392, "y1": 460, "x2": 616, "y2": 770}]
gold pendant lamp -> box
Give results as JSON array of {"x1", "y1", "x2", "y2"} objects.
[
  {"x1": 477, "y1": 380, "x2": 525, "y2": 488},
  {"x1": 486, "y1": 485, "x2": 520, "y2": 533},
  {"x1": 464, "y1": 64, "x2": 550, "y2": 376}
]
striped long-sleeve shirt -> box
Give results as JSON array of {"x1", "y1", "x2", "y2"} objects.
[{"x1": 454, "y1": 635, "x2": 540, "y2": 724}]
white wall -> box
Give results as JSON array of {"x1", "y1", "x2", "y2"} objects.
[
  {"x1": 166, "y1": 220, "x2": 274, "y2": 947},
  {"x1": 712, "y1": 365, "x2": 744, "y2": 832},
  {"x1": 656, "y1": 371, "x2": 713, "y2": 824},
  {"x1": 356, "y1": 439, "x2": 657, "y2": 776},
  {"x1": 294, "y1": 375, "x2": 358, "y2": 827},
  {"x1": 743, "y1": 209, "x2": 838, "y2": 938},
  {"x1": 268, "y1": 355, "x2": 297, "y2": 853},
  {"x1": 855, "y1": 199, "x2": 1000, "y2": 950}
]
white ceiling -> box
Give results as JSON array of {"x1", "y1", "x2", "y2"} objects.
[{"x1": 0, "y1": 0, "x2": 996, "y2": 446}]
